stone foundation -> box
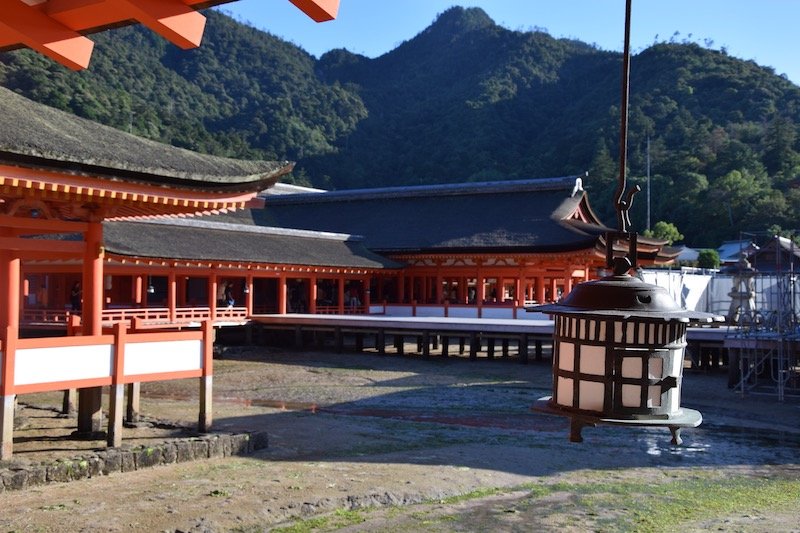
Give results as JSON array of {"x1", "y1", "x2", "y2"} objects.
[{"x1": 0, "y1": 431, "x2": 268, "y2": 492}]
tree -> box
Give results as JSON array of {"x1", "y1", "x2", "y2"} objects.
[
  {"x1": 697, "y1": 249, "x2": 720, "y2": 269},
  {"x1": 642, "y1": 221, "x2": 684, "y2": 245}
]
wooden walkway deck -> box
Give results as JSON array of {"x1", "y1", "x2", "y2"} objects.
[
  {"x1": 251, "y1": 313, "x2": 555, "y2": 362},
  {"x1": 251, "y1": 313, "x2": 730, "y2": 363}
]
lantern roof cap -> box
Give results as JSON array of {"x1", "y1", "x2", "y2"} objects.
[{"x1": 531, "y1": 274, "x2": 724, "y2": 323}]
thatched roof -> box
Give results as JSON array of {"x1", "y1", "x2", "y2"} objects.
[
  {"x1": 102, "y1": 219, "x2": 401, "y2": 270},
  {"x1": 217, "y1": 176, "x2": 609, "y2": 253},
  {"x1": 0, "y1": 87, "x2": 291, "y2": 191}
]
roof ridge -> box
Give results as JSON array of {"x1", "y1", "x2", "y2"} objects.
[
  {"x1": 263, "y1": 175, "x2": 586, "y2": 205},
  {"x1": 110, "y1": 218, "x2": 361, "y2": 242}
]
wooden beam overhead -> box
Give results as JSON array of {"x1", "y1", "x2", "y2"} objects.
[
  {"x1": 1, "y1": 0, "x2": 94, "y2": 70},
  {"x1": 0, "y1": 214, "x2": 89, "y2": 234},
  {"x1": 47, "y1": 0, "x2": 206, "y2": 49},
  {"x1": 288, "y1": 0, "x2": 339, "y2": 22},
  {"x1": 0, "y1": 236, "x2": 85, "y2": 255},
  {"x1": 131, "y1": 0, "x2": 206, "y2": 49},
  {"x1": 2, "y1": 0, "x2": 340, "y2": 70}
]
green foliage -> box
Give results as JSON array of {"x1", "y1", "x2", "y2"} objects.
[
  {"x1": 272, "y1": 508, "x2": 366, "y2": 532},
  {"x1": 0, "y1": 10, "x2": 367, "y2": 162},
  {"x1": 642, "y1": 221, "x2": 684, "y2": 244},
  {"x1": 697, "y1": 249, "x2": 721, "y2": 269},
  {"x1": 2, "y1": 7, "x2": 800, "y2": 246}
]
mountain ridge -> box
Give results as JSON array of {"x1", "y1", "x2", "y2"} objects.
[{"x1": 1, "y1": 6, "x2": 799, "y2": 246}]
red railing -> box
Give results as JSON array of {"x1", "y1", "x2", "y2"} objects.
[
  {"x1": 102, "y1": 307, "x2": 170, "y2": 323},
  {"x1": 314, "y1": 305, "x2": 366, "y2": 315},
  {"x1": 21, "y1": 308, "x2": 72, "y2": 324},
  {"x1": 20, "y1": 302, "x2": 387, "y2": 328},
  {"x1": 20, "y1": 306, "x2": 249, "y2": 329}
]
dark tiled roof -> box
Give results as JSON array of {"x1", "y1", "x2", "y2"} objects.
[
  {"x1": 224, "y1": 176, "x2": 608, "y2": 253},
  {"x1": 748, "y1": 236, "x2": 800, "y2": 271},
  {"x1": 0, "y1": 87, "x2": 291, "y2": 190},
  {"x1": 102, "y1": 219, "x2": 401, "y2": 269}
]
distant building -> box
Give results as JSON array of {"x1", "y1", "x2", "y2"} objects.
[
  {"x1": 717, "y1": 239, "x2": 759, "y2": 265},
  {"x1": 217, "y1": 176, "x2": 678, "y2": 305},
  {"x1": 747, "y1": 236, "x2": 800, "y2": 272},
  {"x1": 675, "y1": 245, "x2": 700, "y2": 263}
]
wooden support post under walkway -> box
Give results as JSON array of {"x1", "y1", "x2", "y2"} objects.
[
  {"x1": 247, "y1": 314, "x2": 568, "y2": 363},
  {"x1": 87, "y1": 313, "x2": 721, "y2": 368}
]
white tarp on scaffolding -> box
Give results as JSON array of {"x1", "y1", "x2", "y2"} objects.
[
  {"x1": 642, "y1": 270, "x2": 715, "y2": 311},
  {"x1": 643, "y1": 269, "x2": 798, "y2": 317}
]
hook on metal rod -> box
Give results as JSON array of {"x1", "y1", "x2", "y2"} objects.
[{"x1": 615, "y1": 0, "x2": 635, "y2": 233}]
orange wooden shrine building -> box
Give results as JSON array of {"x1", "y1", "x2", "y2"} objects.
[
  {"x1": 0, "y1": 0, "x2": 677, "y2": 459},
  {"x1": 0, "y1": 0, "x2": 340, "y2": 459},
  {"x1": 248, "y1": 176, "x2": 676, "y2": 316}
]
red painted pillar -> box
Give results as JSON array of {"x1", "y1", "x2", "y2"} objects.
[
  {"x1": 77, "y1": 221, "x2": 104, "y2": 434},
  {"x1": 536, "y1": 276, "x2": 545, "y2": 303},
  {"x1": 278, "y1": 275, "x2": 288, "y2": 314},
  {"x1": 107, "y1": 323, "x2": 126, "y2": 448},
  {"x1": 199, "y1": 320, "x2": 213, "y2": 432},
  {"x1": 337, "y1": 277, "x2": 345, "y2": 314},
  {"x1": 82, "y1": 221, "x2": 104, "y2": 336},
  {"x1": 245, "y1": 274, "x2": 254, "y2": 316},
  {"x1": 168, "y1": 271, "x2": 177, "y2": 322},
  {"x1": 0, "y1": 231, "x2": 18, "y2": 331},
  {"x1": 0, "y1": 245, "x2": 20, "y2": 459},
  {"x1": 309, "y1": 275, "x2": 318, "y2": 314},
  {"x1": 0, "y1": 250, "x2": 7, "y2": 332},
  {"x1": 397, "y1": 275, "x2": 405, "y2": 304},
  {"x1": 133, "y1": 275, "x2": 143, "y2": 305},
  {"x1": 564, "y1": 268, "x2": 574, "y2": 296},
  {"x1": 208, "y1": 273, "x2": 218, "y2": 320}
]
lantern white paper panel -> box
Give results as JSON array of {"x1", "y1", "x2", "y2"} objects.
[
  {"x1": 622, "y1": 384, "x2": 640, "y2": 407},
  {"x1": 580, "y1": 345, "x2": 605, "y2": 375},
  {"x1": 557, "y1": 376, "x2": 573, "y2": 407},
  {"x1": 559, "y1": 342, "x2": 574, "y2": 372},
  {"x1": 621, "y1": 357, "x2": 642, "y2": 378},
  {"x1": 649, "y1": 358, "x2": 664, "y2": 379},
  {"x1": 579, "y1": 381, "x2": 605, "y2": 411}
]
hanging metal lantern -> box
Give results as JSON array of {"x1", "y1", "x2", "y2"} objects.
[
  {"x1": 532, "y1": 257, "x2": 722, "y2": 444},
  {"x1": 530, "y1": 0, "x2": 723, "y2": 444}
]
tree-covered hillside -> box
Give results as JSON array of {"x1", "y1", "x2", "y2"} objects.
[
  {"x1": 1, "y1": 7, "x2": 799, "y2": 246},
  {"x1": 0, "y1": 10, "x2": 366, "y2": 163}
]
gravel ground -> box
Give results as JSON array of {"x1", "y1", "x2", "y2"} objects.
[{"x1": 1, "y1": 345, "x2": 798, "y2": 532}]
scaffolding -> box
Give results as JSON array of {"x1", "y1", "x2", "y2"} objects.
[{"x1": 728, "y1": 232, "x2": 800, "y2": 401}]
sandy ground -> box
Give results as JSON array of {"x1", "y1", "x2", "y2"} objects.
[{"x1": 1, "y1": 344, "x2": 799, "y2": 532}]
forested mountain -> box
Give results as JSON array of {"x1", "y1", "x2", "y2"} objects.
[{"x1": 2, "y1": 7, "x2": 799, "y2": 246}]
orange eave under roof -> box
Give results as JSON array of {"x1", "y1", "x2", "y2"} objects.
[
  {"x1": 0, "y1": 162, "x2": 289, "y2": 220},
  {"x1": 0, "y1": 0, "x2": 340, "y2": 70}
]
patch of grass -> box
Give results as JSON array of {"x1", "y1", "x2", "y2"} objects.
[
  {"x1": 624, "y1": 477, "x2": 799, "y2": 532},
  {"x1": 415, "y1": 472, "x2": 798, "y2": 532},
  {"x1": 439, "y1": 486, "x2": 504, "y2": 504},
  {"x1": 423, "y1": 513, "x2": 458, "y2": 524},
  {"x1": 538, "y1": 475, "x2": 800, "y2": 532},
  {"x1": 272, "y1": 508, "x2": 366, "y2": 533},
  {"x1": 39, "y1": 503, "x2": 69, "y2": 512}
]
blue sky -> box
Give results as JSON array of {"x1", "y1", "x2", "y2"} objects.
[{"x1": 218, "y1": 0, "x2": 799, "y2": 84}]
